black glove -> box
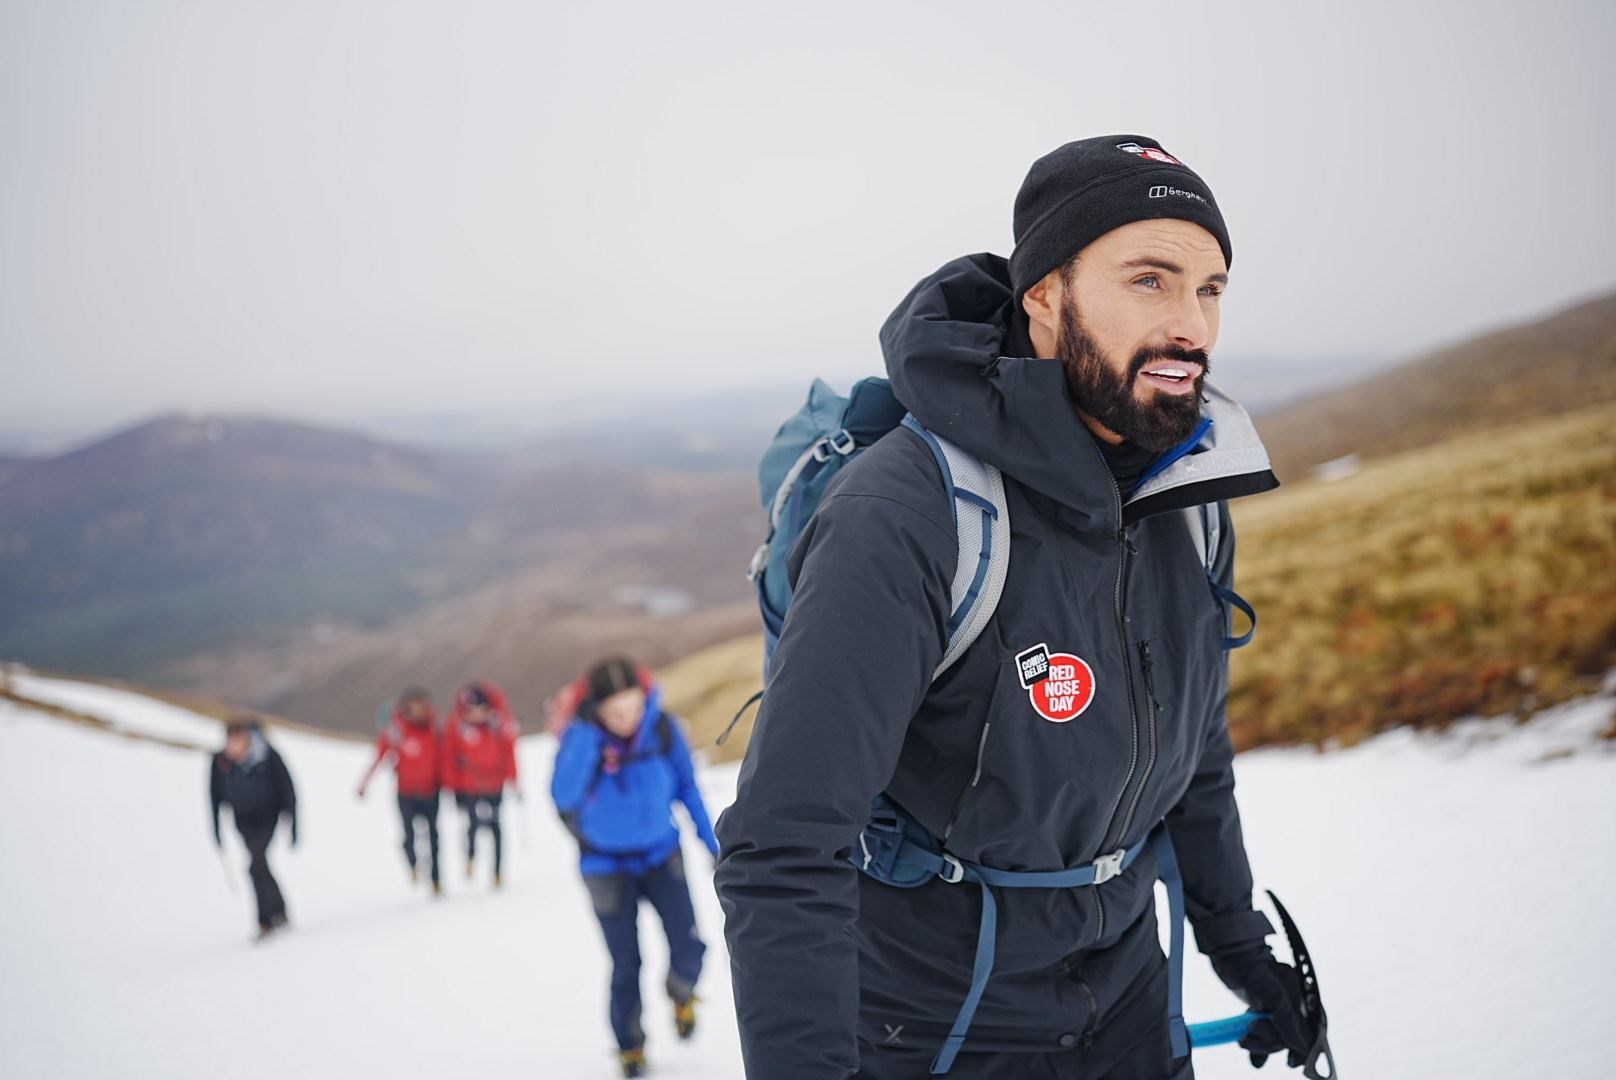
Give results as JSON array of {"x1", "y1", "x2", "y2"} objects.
[{"x1": 1212, "y1": 945, "x2": 1311, "y2": 1069}]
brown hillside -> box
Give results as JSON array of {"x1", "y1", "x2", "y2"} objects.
[{"x1": 1258, "y1": 291, "x2": 1616, "y2": 482}]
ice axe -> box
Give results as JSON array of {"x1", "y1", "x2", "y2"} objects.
[{"x1": 1187, "y1": 891, "x2": 1339, "y2": 1080}]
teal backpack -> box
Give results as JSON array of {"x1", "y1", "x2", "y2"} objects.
[{"x1": 745, "y1": 377, "x2": 1012, "y2": 680}]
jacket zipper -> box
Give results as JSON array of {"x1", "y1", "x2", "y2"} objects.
[
  {"x1": 1095, "y1": 524, "x2": 1140, "y2": 855},
  {"x1": 1116, "y1": 640, "x2": 1160, "y2": 846}
]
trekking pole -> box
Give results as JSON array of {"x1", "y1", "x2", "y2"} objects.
[{"x1": 216, "y1": 842, "x2": 238, "y2": 895}]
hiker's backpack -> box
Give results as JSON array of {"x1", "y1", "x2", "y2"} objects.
[{"x1": 747, "y1": 377, "x2": 1012, "y2": 680}]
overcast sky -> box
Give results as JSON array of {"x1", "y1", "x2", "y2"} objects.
[{"x1": 3, "y1": 0, "x2": 1613, "y2": 449}]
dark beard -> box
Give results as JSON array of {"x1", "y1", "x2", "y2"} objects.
[{"x1": 1057, "y1": 302, "x2": 1209, "y2": 454}]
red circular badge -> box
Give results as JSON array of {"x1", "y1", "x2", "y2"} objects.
[{"x1": 1028, "y1": 653, "x2": 1096, "y2": 723}]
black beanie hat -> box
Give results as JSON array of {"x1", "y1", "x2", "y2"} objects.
[{"x1": 1008, "y1": 135, "x2": 1231, "y2": 300}]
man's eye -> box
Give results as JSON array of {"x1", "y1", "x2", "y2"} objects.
[
  {"x1": 1134, "y1": 274, "x2": 1161, "y2": 289},
  {"x1": 1198, "y1": 284, "x2": 1223, "y2": 298}
]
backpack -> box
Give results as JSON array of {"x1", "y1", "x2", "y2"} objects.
[{"x1": 746, "y1": 376, "x2": 1012, "y2": 681}]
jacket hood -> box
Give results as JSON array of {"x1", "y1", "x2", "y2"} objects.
[{"x1": 880, "y1": 253, "x2": 1277, "y2": 525}]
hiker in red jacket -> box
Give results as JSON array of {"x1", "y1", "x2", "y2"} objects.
[
  {"x1": 444, "y1": 681, "x2": 520, "y2": 888},
  {"x1": 357, "y1": 687, "x2": 445, "y2": 894}
]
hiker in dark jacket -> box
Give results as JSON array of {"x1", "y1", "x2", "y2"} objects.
[
  {"x1": 716, "y1": 135, "x2": 1313, "y2": 1079},
  {"x1": 210, "y1": 716, "x2": 297, "y2": 940},
  {"x1": 552, "y1": 657, "x2": 720, "y2": 1079}
]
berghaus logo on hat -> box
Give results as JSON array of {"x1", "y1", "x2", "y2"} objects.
[{"x1": 1116, "y1": 141, "x2": 1182, "y2": 166}]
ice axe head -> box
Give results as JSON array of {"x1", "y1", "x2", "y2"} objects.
[{"x1": 1267, "y1": 889, "x2": 1340, "y2": 1080}]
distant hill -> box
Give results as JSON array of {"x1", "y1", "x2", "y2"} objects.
[
  {"x1": 0, "y1": 414, "x2": 494, "y2": 673},
  {"x1": 0, "y1": 413, "x2": 762, "y2": 722},
  {"x1": 1256, "y1": 290, "x2": 1616, "y2": 481}
]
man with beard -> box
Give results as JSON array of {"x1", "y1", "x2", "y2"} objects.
[{"x1": 717, "y1": 136, "x2": 1312, "y2": 1079}]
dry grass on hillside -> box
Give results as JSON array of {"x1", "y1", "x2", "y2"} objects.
[
  {"x1": 665, "y1": 402, "x2": 1616, "y2": 758},
  {"x1": 661, "y1": 634, "x2": 765, "y2": 764},
  {"x1": 1228, "y1": 400, "x2": 1616, "y2": 747}
]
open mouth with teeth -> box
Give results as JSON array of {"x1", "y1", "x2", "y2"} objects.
[{"x1": 1138, "y1": 361, "x2": 1204, "y2": 396}]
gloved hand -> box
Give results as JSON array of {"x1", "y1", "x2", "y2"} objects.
[{"x1": 1212, "y1": 945, "x2": 1311, "y2": 1069}]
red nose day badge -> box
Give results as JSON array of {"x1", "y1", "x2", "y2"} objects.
[{"x1": 1015, "y1": 643, "x2": 1096, "y2": 723}]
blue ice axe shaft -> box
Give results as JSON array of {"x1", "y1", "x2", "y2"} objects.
[{"x1": 1188, "y1": 1011, "x2": 1265, "y2": 1047}]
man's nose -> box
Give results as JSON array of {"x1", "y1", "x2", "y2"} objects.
[{"x1": 1162, "y1": 293, "x2": 1211, "y2": 351}]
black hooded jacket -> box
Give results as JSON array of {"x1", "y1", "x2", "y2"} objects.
[
  {"x1": 210, "y1": 733, "x2": 297, "y2": 842},
  {"x1": 715, "y1": 254, "x2": 1280, "y2": 1077}
]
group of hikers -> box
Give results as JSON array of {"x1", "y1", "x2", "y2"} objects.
[
  {"x1": 207, "y1": 656, "x2": 719, "y2": 1078},
  {"x1": 210, "y1": 133, "x2": 1332, "y2": 1079},
  {"x1": 356, "y1": 680, "x2": 521, "y2": 893}
]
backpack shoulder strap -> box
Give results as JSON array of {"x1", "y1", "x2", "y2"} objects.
[
  {"x1": 900, "y1": 416, "x2": 1011, "y2": 679},
  {"x1": 1183, "y1": 502, "x2": 1256, "y2": 650}
]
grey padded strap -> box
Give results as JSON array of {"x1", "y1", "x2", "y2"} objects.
[{"x1": 931, "y1": 433, "x2": 1011, "y2": 679}]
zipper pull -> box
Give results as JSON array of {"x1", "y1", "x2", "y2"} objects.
[{"x1": 1138, "y1": 640, "x2": 1162, "y2": 710}]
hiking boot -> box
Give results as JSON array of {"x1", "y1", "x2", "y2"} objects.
[
  {"x1": 431, "y1": 879, "x2": 444, "y2": 898},
  {"x1": 252, "y1": 923, "x2": 275, "y2": 944},
  {"x1": 673, "y1": 996, "x2": 697, "y2": 1040},
  {"x1": 493, "y1": 872, "x2": 503, "y2": 890},
  {"x1": 619, "y1": 1048, "x2": 647, "y2": 1077},
  {"x1": 465, "y1": 856, "x2": 475, "y2": 880},
  {"x1": 409, "y1": 863, "x2": 420, "y2": 884}
]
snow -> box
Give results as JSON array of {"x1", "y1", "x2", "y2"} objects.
[{"x1": 1, "y1": 673, "x2": 1612, "y2": 1080}]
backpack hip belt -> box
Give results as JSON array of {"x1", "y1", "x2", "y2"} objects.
[{"x1": 850, "y1": 798, "x2": 1190, "y2": 1075}]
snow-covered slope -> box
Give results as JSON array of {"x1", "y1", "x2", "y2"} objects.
[{"x1": 1, "y1": 670, "x2": 1612, "y2": 1080}]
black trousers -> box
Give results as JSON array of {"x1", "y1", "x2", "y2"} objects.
[
  {"x1": 235, "y1": 815, "x2": 287, "y2": 930},
  {"x1": 398, "y1": 793, "x2": 441, "y2": 883},
  {"x1": 458, "y1": 792, "x2": 503, "y2": 876}
]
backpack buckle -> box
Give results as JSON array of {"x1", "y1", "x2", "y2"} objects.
[
  {"x1": 812, "y1": 428, "x2": 857, "y2": 462},
  {"x1": 939, "y1": 854, "x2": 966, "y2": 884},
  {"x1": 1092, "y1": 849, "x2": 1126, "y2": 885}
]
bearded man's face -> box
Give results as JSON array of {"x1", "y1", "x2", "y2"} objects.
[
  {"x1": 1057, "y1": 290, "x2": 1208, "y2": 454},
  {"x1": 1039, "y1": 219, "x2": 1228, "y2": 453}
]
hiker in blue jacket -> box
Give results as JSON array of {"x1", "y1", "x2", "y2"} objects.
[
  {"x1": 552, "y1": 656, "x2": 720, "y2": 1080},
  {"x1": 717, "y1": 136, "x2": 1316, "y2": 1079}
]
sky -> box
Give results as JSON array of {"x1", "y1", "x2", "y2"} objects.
[{"x1": 2, "y1": 0, "x2": 1614, "y2": 451}]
